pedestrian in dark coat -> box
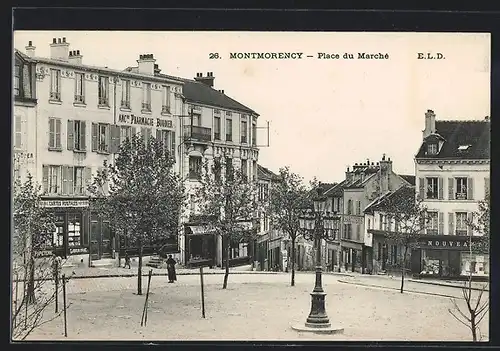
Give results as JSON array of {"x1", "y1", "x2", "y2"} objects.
[
  {"x1": 124, "y1": 251, "x2": 131, "y2": 269},
  {"x1": 166, "y1": 255, "x2": 177, "y2": 283}
]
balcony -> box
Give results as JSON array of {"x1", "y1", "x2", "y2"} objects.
[
  {"x1": 184, "y1": 126, "x2": 212, "y2": 142},
  {"x1": 455, "y1": 192, "x2": 467, "y2": 200}
]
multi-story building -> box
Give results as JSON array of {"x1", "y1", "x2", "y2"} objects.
[
  {"x1": 340, "y1": 156, "x2": 412, "y2": 273},
  {"x1": 15, "y1": 37, "x2": 184, "y2": 265},
  {"x1": 413, "y1": 109, "x2": 490, "y2": 279},
  {"x1": 323, "y1": 181, "x2": 345, "y2": 271},
  {"x1": 154, "y1": 72, "x2": 261, "y2": 268},
  {"x1": 254, "y1": 164, "x2": 282, "y2": 271},
  {"x1": 13, "y1": 48, "x2": 38, "y2": 184}
]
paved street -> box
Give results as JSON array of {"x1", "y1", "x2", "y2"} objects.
[{"x1": 20, "y1": 272, "x2": 489, "y2": 342}]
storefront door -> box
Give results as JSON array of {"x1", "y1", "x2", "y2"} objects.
[{"x1": 90, "y1": 214, "x2": 113, "y2": 260}]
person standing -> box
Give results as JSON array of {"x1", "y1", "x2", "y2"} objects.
[{"x1": 166, "y1": 255, "x2": 177, "y2": 283}]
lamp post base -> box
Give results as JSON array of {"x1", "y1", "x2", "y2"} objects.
[{"x1": 291, "y1": 323, "x2": 344, "y2": 335}]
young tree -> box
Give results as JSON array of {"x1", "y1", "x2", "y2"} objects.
[
  {"x1": 195, "y1": 157, "x2": 257, "y2": 289},
  {"x1": 268, "y1": 168, "x2": 309, "y2": 286},
  {"x1": 12, "y1": 173, "x2": 66, "y2": 340},
  {"x1": 378, "y1": 185, "x2": 428, "y2": 293},
  {"x1": 448, "y1": 194, "x2": 490, "y2": 342},
  {"x1": 89, "y1": 134, "x2": 185, "y2": 295}
]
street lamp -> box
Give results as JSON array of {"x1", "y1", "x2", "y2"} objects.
[{"x1": 292, "y1": 187, "x2": 344, "y2": 334}]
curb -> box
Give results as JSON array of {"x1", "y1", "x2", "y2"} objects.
[
  {"x1": 337, "y1": 279, "x2": 459, "y2": 299},
  {"x1": 408, "y1": 279, "x2": 489, "y2": 292},
  {"x1": 13, "y1": 270, "x2": 282, "y2": 282}
]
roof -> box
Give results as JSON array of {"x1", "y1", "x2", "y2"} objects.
[
  {"x1": 364, "y1": 185, "x2": 415, "y2": 214},
  {"x1": 399, "y1": 174, "x2": 416, "y2": 186},
  {"x1": 257, "y1": 164, "x2": 280, "y2": 181},
  {"x1": 178, "y1": 78, "x2": 257, "y2": 115},
  {"x1": 324, "y1": 180, "x2": 347, "y2": 197},
  {"x1": 14, "y1": 49, "x2": 33, "y2": 63},
  {"x1": 415, "y1": 120, "x2": 490, "y2": 160}
]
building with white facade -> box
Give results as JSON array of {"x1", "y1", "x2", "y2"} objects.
[
  {"x1": 413, "y1": 109, "x2": 490, "y2": 279},
  {"x1": 14, "y1": 38, "x2": 184, "y2": 265}
]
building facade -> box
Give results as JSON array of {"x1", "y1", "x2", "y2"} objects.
[
  {"x1": 14, "y1": 38, "x2": 185, "y2": 265},
  {"x1": 413, "y1": 109, "x2": 490, "y2": 279}
]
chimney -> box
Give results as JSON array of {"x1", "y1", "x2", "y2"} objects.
[
  {"x1": 50, "y1": 37, "x2": 70, "y2": 61},
  {"x1": 379, "y1": 154, "x2": 393, "y2": 193},
  {"x1": 154, "y1": 63, "x2": 161, "y2": 74},
  {"x1": 137, "y1": 54, "x2": 156, "y2": 75},
  {"x1": 345, "y1": 167, "x2": 353, "y2": 183},
  {"x1": 68, "y1": 50, "x2": 83, "y2": 65},
  {"x1": 194, "y1": 71, "x2": 215, "y2": 87},
  {"x1": 25, "y1": 41, "x2": 36, "y2": 57},
  {"x1": 423, "y1": 109, "x2": 436, "y2": 139}
]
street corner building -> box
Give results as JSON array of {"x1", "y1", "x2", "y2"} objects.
[
  {"x1": 12, "y1": 38, "x2": 262, "y2": 269},
  {"x1": 411, "y1": 109, "x2": 490, "y2": 280}
]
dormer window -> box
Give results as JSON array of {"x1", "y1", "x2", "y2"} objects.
[
  {"x1": 427, "y1": 143, "x2": 438, "y2": 155},
  {"x1": 458, "y1": 145, "x2": 471, "y2": 152}
]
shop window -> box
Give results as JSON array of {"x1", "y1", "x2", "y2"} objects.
[
  {"x1": 426, "y1": 177, "x2": 438, "y2": 199},
  {"x1": 461, "y1": 253, "x2": 489, "y2": 276},
  {"x1": 455, "y1": 212, "x2": 468, "y2": 236},
  {"x1": 420, "y1": 250, "x2": 457, "y2": 277},
  {"x1": 427, "y1": 212, "x2": 438, "y2": 235},
  {"x1": 67, "y1": 213, "x2": 82, "y2": 247},
  {"x1": 53, "y1": 214, "x2": 65, "y2": 247}
]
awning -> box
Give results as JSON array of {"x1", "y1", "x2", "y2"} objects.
[{"x1": 185, "y1": 225, "x2": 217, "y2": 235}]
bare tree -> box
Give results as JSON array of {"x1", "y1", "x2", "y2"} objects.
[
  {"x1": 195, "y1": 157, "x2": 257, "y2": 289},
  {"x1": 89, "y1": 134, "x2": 185, "y2": 295},
  {"x1": 12, "y1": 174, "x2": 68, "y2": 340},
  {"x1": 376, "y1": 185, "x2": 428, "y2": 293},
  {"x1": 448, "y1": 195, "x2": 489, "y2": 342},
  {"x1": 268, "y1": 167, "x2": 308, "y2": 286}
]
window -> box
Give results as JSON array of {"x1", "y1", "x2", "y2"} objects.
[
  {"x1": 343, "y1": 224, "x2": 352, "y2": 239},
  {"x1": 189, "y1": 156, "x2": 202, "y2": 180},
  {"x1": 14, "y1": 115, "x2": 22, "y2": 149},
  {"x1": 427, "y1": 212, "x2": 438, "y2": 235},
  {"x1": 214, "y1": 158, "x2": 222, "y2": 182},
  {"x1": 120, "y1": 125, "x2": 133, "y2": 145},
  {"x1": 98, "y1": 123, "x2": 110, "y2": 153},
  {"x1": 427, "y1": 143, "x2": 438, "y2": 155},
  {"x1": 456, "y1": 212, "x2": 468, "y2": 236},
  {"x1": 426, "y1": 177, "x2": 438, "y2": 199},
  {"x1": 73, "y1": 166, "x2": 85, "y2": 195},
  {"x1": 460, "y1": 253, "x2": 489, "y2": 276},
  {"x1": 141, "y1": 127, "x2": 152, "y2": 145},
  {"x1": 252, "y1": 123, "x2": 257, "y2": 145},
  {"x1": 67, "y1": 120, "x2": 86, "y2": 151},
  {"x1": 67, "y1": 213, "x2": 82, "y2": 247},
  {"x1": 455, "y1": 177, "x2": 468, "y2": 200},
  {"x1": 356, "y1": 201, "x2": 361, "y2": 215},
  {"x1": 241, "y1": 159, "x2": 248, "y2": 181},
  {"x1": 226, "y1": 118, "x2": 233, "y2": 141},
  {"x1": 162, "y1": 86, "x2": 170, "y2": 113},
  {"x1": 156, "y1": 129, "x2": 175, "y2": 156},
  {"x1": 98, "y1": 76, "x2": 109, "y2": 106},
  {"x1": 241, "y1": 120, "x2": 248, "y2": 143},
  {"x1": 214, "y1": 117, "x2": 221, "y2": 140},
  {"x1": 53, "y1": 214, "x2": 65, "y2": 247},
  {"x1": 121, "y1": 80, "x2": 130, "y2": 108},
  {"x1": 190, "y1": 194, "x2": 196, "y2": 213},
  {"x1": 50, "y1": 69, "x2": 61, "y2": 101},
  {"x1": 14, "y1": 64, "x2": 20, "y2": 96},
  {"x1": 74, "y1": 73, "x2": 85, "y2": 103},
  {"x1": 142, "y1": 83, "x2": 151, "y2": 111},
  {"x1": 347, "y1": 199, "x2": 353, "y2": 215},
  {"x1": 48, "y1": 165, "x2": 61, "y2": 194},
  {"x1": 368, "y1": 218, "x2": 371, "y2": 230},
  {"x1": 48, "y1": 117, "x2": 62, "y2": 150},
  {"x1": 225, "y1": 157, "x2": 233, "y2": 180}
]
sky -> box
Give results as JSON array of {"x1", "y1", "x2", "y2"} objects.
[{"x1": 13, "y1": 31, "x2": 490, "y2": 183}]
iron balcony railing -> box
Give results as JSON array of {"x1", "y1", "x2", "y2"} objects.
[{"x1": 184, "y1": 125, "x2": 212, "y2": 142}]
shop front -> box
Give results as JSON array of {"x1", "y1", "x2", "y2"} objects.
[
  {"x1": 36, "y1": 198, "x2": 91, "y2": 259},
  {"x1": 341, "y1": 239, "x2": 364, "y2": 273},
  {"x1": 184, "y1": 224, "x2": 217, "y2": 268},
  {"x1": 410, "y1": 235, "x2": 489, "y2": 281}
]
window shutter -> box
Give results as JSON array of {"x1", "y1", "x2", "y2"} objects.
[
  {"x1": 84, "y1": 167, "x2": 92, "y2": 194},
  {"x1": 110, "y1": 125, "x2": 119, "y2": 153},
  {"x1": 62, "y1": 166, "x2": 68, "y2": 195},
  {"x1": 438, "y1": 177, "x2": 444, "y2": 200},
  {"x1": 171, "y1": 131, "x2": 176, "y2": 156},
  {"x1": 448, "y1": 213, "x2": 454, "y2": 236},
  {"x1": 42, "y1": 165, "x2": 49, "y2": 193},
  {"x1": 55, "y1": 119, "x2": 62, "y2": 149},
  {"x1": 107, "y1": 125, "x2": 112, "y2": 153},
  {"x1": 448, "y1": 178, "x2": 454, "y2": 200},
  {"x1": 418, "y1": 178, "x2": 425, "y2": 199},
  {"x1": 48, "y1": 119, "x2": 54, "y2": 148},
  {"x1": 485, "y1": 177, "x2": 490, "y2": 199},
  {"x1": 467, "y1": 177, "x2": 474, "y2": 200},
  {"x1": 67, "y1": 166, "x2": 74, "y2": 195},
  {"x1": 91, "y1": 123, "x2": 98, "y2": 152},
  {"x1": 80, "y1": 121, "x2": 87, "y2": 151},
  {"x1": 438, "y1": 212, "x2": 444, "y2": 235},
  {"x1": 467, "y1": 213, "x2": 473, "y2": 236},
  {"x1": 67, "y1": 120, "x2": 74, "y2": 150}
]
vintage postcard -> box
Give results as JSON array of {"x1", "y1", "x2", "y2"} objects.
[{"x1": 12, "y1": 31, "x2": 490, "y2": 342}]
